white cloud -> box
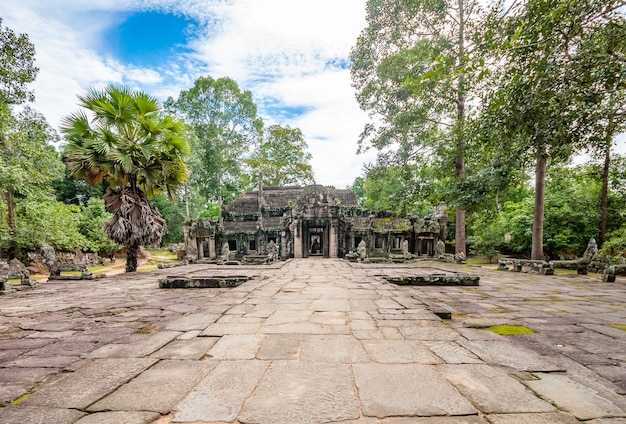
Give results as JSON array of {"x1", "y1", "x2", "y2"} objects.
[{"x1": 1, "y1": 0, "x2": 371, "y2": 186}]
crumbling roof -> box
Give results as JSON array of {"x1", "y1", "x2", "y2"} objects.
[
  {"x1": 223, "y1": 185, "x2": 359, "y2": 214},
  {"x1": 371, "y1": 218, "x2": 413, "y2": 233}
]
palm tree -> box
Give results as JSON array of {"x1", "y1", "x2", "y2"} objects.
[{"x1": 61, "y1": 85, "x2": 189, "y2": 272}]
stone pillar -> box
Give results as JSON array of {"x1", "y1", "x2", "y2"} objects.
[
  {"x1": 197, "y1": 239, "x2": 204, "y2": 259},
  {"x1": 208, "y1": 237, "x2": 216, "y2": 259},
  {"x1": 294, "y1": 220, "x2": 303, "y2": 258},
  {"x1": 329, "y1": 222, "x2": 338, "y2": 258}
]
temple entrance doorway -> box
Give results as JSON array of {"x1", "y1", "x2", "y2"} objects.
[{"x1": 309, "y1": 227, "x2": 324, "y2": 256}]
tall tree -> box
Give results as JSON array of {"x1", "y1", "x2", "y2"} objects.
[
  {"x1": 0, "y1": 18, "x2": 41, "y2": 258},
  {"x1": 166, "y1": 76, "x2": 262, "y2": 211},
  {"x1": 246, "y1": 124, "x2": 315, "y2": 187},
  {"x1": 0, "y1": 18, "x2": 38, "y2": 107},
  {"x1": 0, "y1": 107, "x2": 64, "y2": 257},
  {"x1": 350, "y1": 0, "x2": 495, "y2": 258},
  {"x1": 484, "y1": 0, "x2": 626, "y2": 259},
  {"x1": 62, "y1": 85, "x2": 189, "y2": 272}
]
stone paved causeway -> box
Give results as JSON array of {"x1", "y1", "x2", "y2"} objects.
[{"x1": 1, "y1": 259, "x2": 626, "y2": 423}]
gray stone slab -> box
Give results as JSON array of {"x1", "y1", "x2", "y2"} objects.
[
  {"x1": 200, "y1": 322, "x2": 260, "y2": 336},
  {"x1": 265, "y1": 310, "x2": 313, "y2": 325},
  {"x1": 110, "y1": 331, "x2": 181, "y2": 358},
  {"x1": 526, "y1": 373, "x2": 626, "y2": 420},
  {"x1": 378, "y1": 418, "x2": 488, "y2": 423},
  {"x1": 88, "y1": 360, "x2": 216, "y2": 414},
  {"x1": 75, "y1": 411, "x2": 160, "y2": 424},
  {"x1": 399, "y1": 326, "x2": 461, "y2": 341},
  {"x1": 164, "y1": 313, "x2": 221, "y2": 331},
  {"x1": 206, "y1": 334, "x2": 265, "y2": 360},
  {"x1": 439, "y1": 364, "x2": 555, "y2": 413},
  {"x1": 3, "y1": 355, "x2": 79, "y2": 368},
  {"x1": 0, "y1": 382, "x2": 31, "y2": 404},
  {"x1": 150, "y1": 337, "x2": 218, "y2": 360},
  {"x1": 0, "y1": 367, "x2": 60, "y2": 383},
  {"x1": 174, "y1": 360, "x2": 269, "y2": 422},
  {"x1": 256, "y1": 334, "x2": 301, "y2": 360},
  {"x1": 310, "y1": 299, "x2": 351, "y2": 312},
  {"x1": 353, "y1": 363, "x2": 476, "y2": 418},
  {"x1": 424, "y1": 341, "x2": 483, "y2": 364},
  {"x1": 0, "y1": 406, "x2": 86, "y2": 424},
  {"x1": 239, "y1": 362, "x2": 360, "y2": 424},
  {"x1": 460, "y1": 340, "x2": 564, "y2": 372},
  {"x1": 261, "y1": 321, "x2": 332, "y2": 334},
  {"x1": 301, "y1": 335, "x2": 368, "y2": 363},
  {"x1": 487, "y1": 412, "x2": 581, "y2": 424},
  {"x1": 361, "y1": 339, "x2": 442, "y2": 364},
  {"x1": 22, "y1": 357, "x2": 157, "y2": 409}
]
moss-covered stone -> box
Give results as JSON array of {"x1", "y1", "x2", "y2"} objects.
[{"x1": 487, "y1": 325, "x2": 536, "y2": 335}]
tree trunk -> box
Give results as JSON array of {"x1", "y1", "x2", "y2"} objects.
[
  {"x1": 6, "y1": 187, "x2": 17, "y2": 259},
  {"x1": 218, "y1": 168, "x2": 223, "y2": 214},
  {"x1": 126, "y1": 243, "x2": 139, "y2": 273},
  {"x1": 599, "y1": 133, "x2": 612, "y2": 248},
  {"x1": 454, "y1": 0, "x2": 467, "y2": 258},
  {"x1": 531, "y1": 147, "x2": 547, "y2": 260}
]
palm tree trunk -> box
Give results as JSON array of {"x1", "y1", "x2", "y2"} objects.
[
  {"x1": 126, "y1": 243, "x2": 139, "y2": 272},
  {"x1": 531, "y1": 147, "x2": 547, "y2": 260}
]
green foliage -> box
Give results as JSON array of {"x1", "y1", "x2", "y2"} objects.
[
  {"x1": 246, "y1": 124, "x2": 314, "y2": 187},
  {"x1": 151, "y1": 195, "x2": 186, "y2": 244},
  {"x1": 200, "y1": 202, "x2": 221, "y2": 218},
  {"x1": 62, "y1": 85, "x2": 190, "y2": 271},
  {"x1": 0, "y1": 18, "x2": 38, "y2": 106},
  {"x1": 78, "y1": 198, "x2": 119, "y2": 253},
  {"x1": 166, "y1": 76, "x2": 262, "y2": 208},
  {"x1": 62, "y1": 85, "x2": 189, "y2": 198},
  {"x1": 13, "y1": 197, "x2": 87, "y2": 253},
  {"x1": 54, "y1": 171, "x2": 104, "y2": 205},
  {"x1": 469, "y1": 163, "x2": 617, "y2": 259},
  {"x1": 0, "y1": 106, "x2": 64, "y2": 197},
  {"x1": 598, "y1": 226, "x2": 626, "y2": 263}
]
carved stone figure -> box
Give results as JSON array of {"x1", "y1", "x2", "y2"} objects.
[
  {"x1": 357, "y1": 240, "x2": 367, "y2": 260},
  {"x1": 454, "y1": 250, "x2": 466, "y2": 264},
  {"x1": 267, "y1": 240, "x2": 277, "y2": 262},
  {"x1": 435, "y1": 240, "x2": 446, "y2": 257},
  {"x1": 402, "y1": 240, "x2": 409, "y2": 255},
  {"x1": 582, "y1": 238, "x2": 598, "y2": 262},
  {"x1": 221, "y1": 243, "x2": 230, "y2": 262}
]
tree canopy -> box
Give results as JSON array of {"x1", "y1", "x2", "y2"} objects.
[
  {"x1": 61, "y1": 85, "x2": 189, "y2": 271},
  {"x1": 246, "y1": 124, "x2": 315, "y2": 187}
]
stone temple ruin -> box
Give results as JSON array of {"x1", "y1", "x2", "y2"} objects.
[{"x1": 182, "y1": 185, "x2": 448, "y2": 262}]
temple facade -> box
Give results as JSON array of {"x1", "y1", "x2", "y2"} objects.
[{"x1": 183, "y1": 185, "x2": 448, "y2": 261}]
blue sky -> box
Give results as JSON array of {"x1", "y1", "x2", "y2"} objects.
[{"x1": 0, "y1": 0, "x2": 374, "y2": 188}]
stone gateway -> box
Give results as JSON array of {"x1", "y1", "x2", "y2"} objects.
[{"x1": 183, "y1": 185, "x2": 448, "y2": 261}]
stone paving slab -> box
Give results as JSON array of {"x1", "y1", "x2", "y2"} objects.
[
  {"x1": 173, "y1": 360, "x2": 269, "y2": 422},
  {"x1": 1, "y1": 259, "x2": 626, "y2": 423},
  {"x1": 439, "y1": 364, "x2": 555, "y2": 413},
  {"x1": 21, "y1": 357, "x2": 157, "y2": 409},
  {"x1": 526, "y1": 372, "x2": 626, "y2": 420},
  {"x1": 0, "y1": 405, "x2": 86, "y2": 423},
  {"x1": 87, "y1": 360, "x2": 216, "y2": 414},
  {"x1": 353, "y1": 363, "x2": 477, "y2": 417},
  {"x1": 239, "y1": 361, "x2": 360, "y2": 424}
]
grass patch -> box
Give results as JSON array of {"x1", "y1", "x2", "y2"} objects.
[
  {"x1": 487, "y1": 325, "x2": 536, "y2": 335},
  {"x1": 8, "y1": 278, "x2": 21, "y2": 284},
  {"x1": 611, "y1": 324, "x2": 626, "y2": 332}
]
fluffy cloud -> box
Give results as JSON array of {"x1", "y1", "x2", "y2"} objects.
[{"x1": 1, "y1": 0, "x2": 371, "y2": 187}]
